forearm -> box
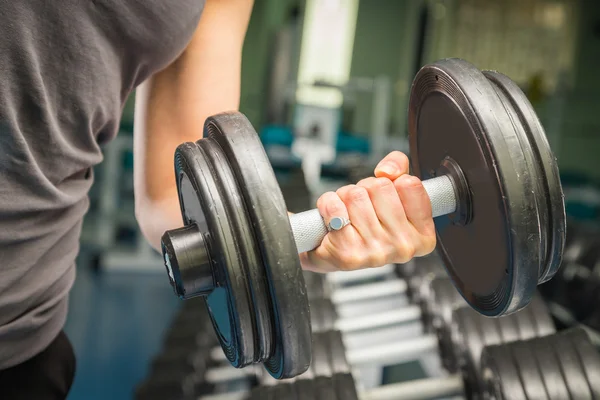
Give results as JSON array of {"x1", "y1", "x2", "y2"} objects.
[{"x1": 134, "y1": 0, "x2": 253, "y2": 250}]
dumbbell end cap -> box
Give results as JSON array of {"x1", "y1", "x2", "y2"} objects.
[{"x1": 161, "y1": 225, "x2": 214, "y2": 299}]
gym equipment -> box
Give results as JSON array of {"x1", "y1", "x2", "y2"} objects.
[
  {"x1": 205, "y1": 323, "x2": 581, "y2": 400},
  {"x1": 540, "y1": 222, "x2": 600, "y2": 323},
  {"x1": 160, "y1": 58, "x2": 566, "y2": 377},
  {"x1": 204, "y1": 290, "x2": 554, "y2": 390},
  {"x1": 481, "y1": 327, "x2": 600, "y2": 400},
  {"x1": 208, "y1": 275, "x2": 420, "y2": 365},
  {"x1": 449, "y1": 295, "x2": 555, "y2": 396}
]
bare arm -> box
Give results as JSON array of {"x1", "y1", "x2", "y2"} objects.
[{"x1": 134, "y1": 0, "x2": 254, "y2": 250}]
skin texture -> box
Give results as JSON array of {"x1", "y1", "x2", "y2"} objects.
[{"x1": 134, "y1": 0, "x2": 436, "y2": 273}]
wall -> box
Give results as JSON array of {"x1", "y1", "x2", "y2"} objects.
[
  {"x1": 555, "y1": 0, "x2": 600, "y2": 180},
  {"x1": 240, "y1": 0, "x2": 304, "y2": 128},
  {"x1": 348, "y1": 0, "x2": 422, "y2": 137}
]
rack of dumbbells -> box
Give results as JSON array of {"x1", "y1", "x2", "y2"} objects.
[
  {"x1": 134, "y1": 252, "x2": 600, "y2": 399},
  {"x1": 540, "y1": 219, "x2": 600, "y2": 338}
]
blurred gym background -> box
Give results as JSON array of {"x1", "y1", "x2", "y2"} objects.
[{"x1": 67, "y1": 0, "x2": 600, "y2": 398}]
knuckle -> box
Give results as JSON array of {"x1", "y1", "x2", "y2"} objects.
[
  {"x1": 373, "y1": 177, "x2": 394, "y2": 190},
  {"x1": 316, "y1": 193, "x2": 326, "y2": 209},
  {"x1": 347, "y1": 186, "x2": 369, "y2": 203},
  {"x1": 337, "y1": 251, "x2": 365, "y2": 270},
  {"x1": 422, "y1": 234, "x2": 437, "y2": 255},
  {"x1": 405, "y1": 175, "x2": 423, "y2": 189},
  {"x1": 395, "y1": 241, "x2": 416, "y2": 264},
  {"x1": 318, "y1": 191, "x2": 341, "y2": 211},
  {"x1": 335, "y1": 184, "x2": 352, "y2": 199},
  {"x1": 357, "y1": 177, "x2": 376, "y2": 187},
  {"x1": 325, "y1": 197, "x2": 344, "y2": 216},
  {"x1": 367, "y1": 250, "x2": 387, "y2": 268}
]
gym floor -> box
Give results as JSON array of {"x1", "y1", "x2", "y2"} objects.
[{"x1": 64, "y1": 251, "x2": 179, "y2": 400}]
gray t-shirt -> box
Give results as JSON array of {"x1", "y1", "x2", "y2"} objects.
[{"x1": 0, "y1": 1, "x2": 205, "y2": 369}]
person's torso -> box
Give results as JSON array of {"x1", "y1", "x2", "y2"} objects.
[{"x1": 0, "y1": 0, "x2": 205, "y2": 368}]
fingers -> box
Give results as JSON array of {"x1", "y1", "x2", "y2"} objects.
[
  {"x1": 302, "y1": 172, "x2": 436, "y2": 273},
  {"x1": 374, "y1": 151, "x2": 410, "y2": 180},
  {"x1": 314, "y1": 191, "x2": 362, "y2": 266},
  {"x1": 335, "y1": 184, "x2": 382, "y2": 240},
  {"x1": 356, "y1": 177, "x2": 406, "y2": 232},
  {"x1": 394, "y1": 175, "x2": 436, "y2": 255},
  {"x1": 316, "y1": 191, "x2": 349, "y2": 229}
]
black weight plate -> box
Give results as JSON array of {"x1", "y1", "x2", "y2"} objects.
[
  {"x1": 510, "y1": 339, "x2": 550, "y2": 400},
  {"x1": 173, "y1": 142, "x2": 257, "y2": 367},
  {"x1": 526, "y1": 293, "x2": 555, "y2": 337},
  {"x1": 327, "y1": 331, "x2": 350, "y2": 375},
  {"x1": 565, "y1": 328, "x2": 600, "y2": 398},
  {"x1": 484, "y1": 72, "x2": 548, "y2": 288},
  {"x1": 530, "y1": 335, "x2": 571, "y2": 400},
  {"x1": 207, "y1": 113, "x2": 311, "y2": 378},
  {"x1": 551, "y1": 329, "x2": 593, "y2": 399},
  {"x1": 409, "y1": 58, "x2": 540, "y2": 316},
  {"x1": 481, "y1": 344, "x2": 528, "y2": 400},
  {"x1": 484, "y1": 71, "x2": 566, "y2": 284},
  {"x1": 199, "y1": 139, "x2": 275, "y2": 364},
  {"x1": 333, "y1": 374, "x2": 359, "y2": 400}
]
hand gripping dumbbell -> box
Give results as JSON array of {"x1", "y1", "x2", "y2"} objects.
[{"x1": 160, "y1": 59, "x2": 566, "y2": 378}]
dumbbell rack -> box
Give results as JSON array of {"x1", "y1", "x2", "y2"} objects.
[
  {"x1": 539, "y1": 218, "x2": 600, "y2": 344},
  {"x1": 134, "y1": 249, "x2": 600, "y2": 400}
]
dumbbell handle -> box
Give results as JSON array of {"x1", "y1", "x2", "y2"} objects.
[
  {"x1": 205, "y1": 334, "x2": 439, "y2": 384},
  {"x1": 199, "y1": 375, "x2": 464, "y2": 400},
  {"x1": 290, "y1": 175, "x2": 456, "y2": 253}
]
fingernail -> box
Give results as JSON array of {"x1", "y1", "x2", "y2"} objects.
[{"x1": 376, "y1": 162, "x2": 399, "y2": 176}]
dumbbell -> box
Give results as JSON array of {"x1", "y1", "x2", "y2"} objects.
[
  {"x1": 245, "y1": 327, "x2": 600, "y2": 400},
  {"x1": 203, "y1": 290, "x2": 554, "y2": 392},
  {"x1": 540, "y1": 228, "x2": 600, "y2": 321},
  {"x1": 208, "y1": 288, "x2": 423, "y2": 366},
  {"x1": 203, "y1": 319, "x2": 578, "y2": 400},
  {"x1": 197, "y1": 273, "x2": 555, "y2": 397},
  {"x1": 160, "y1": 58, "x2": 566, "y2": 378},
  {"x1": 481, "y1": 327, "x2": 600, "y2": 399}
]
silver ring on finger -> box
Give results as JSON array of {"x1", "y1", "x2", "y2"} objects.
[{"x1": 328, "y1": 216, "x2": 351, "y2": 232}]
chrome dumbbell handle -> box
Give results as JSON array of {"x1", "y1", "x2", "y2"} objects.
[{"x1": 290, "y1": 176, "x2": 457, "y2": 253}]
